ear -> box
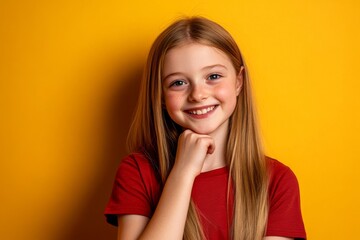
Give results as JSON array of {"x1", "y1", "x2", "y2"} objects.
[{"x1": 235, "y1": 66, "x2": 244, "y2": 96}]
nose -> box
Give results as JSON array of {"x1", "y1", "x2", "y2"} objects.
[{"x1": 188, "y1": 83, "x2": 208, "y2": 102}]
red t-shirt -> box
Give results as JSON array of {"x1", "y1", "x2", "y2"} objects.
[{"x1": 104, "y1": 153, "x2": 306, "y2": 239}]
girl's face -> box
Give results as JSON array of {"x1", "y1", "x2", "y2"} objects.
[{"x1": 162, "y1": 43, "x2": 242, "y2": 136}]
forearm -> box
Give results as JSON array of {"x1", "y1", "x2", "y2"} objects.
[
  {"x1": 138, "y1": 169, "x2": 195, "y2": 240},
  {"x1": 129, "y1": 130, "x2": 213, "y2": 240}
]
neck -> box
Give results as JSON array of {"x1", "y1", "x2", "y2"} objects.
[{"x1": 201, "y1": 121, "x2": 229, "y2": 172}]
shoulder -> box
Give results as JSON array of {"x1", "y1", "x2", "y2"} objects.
[
  {"x1": 266, "y1": 156, "x2": 301, "y2": 206},
  {"x1": 267, "y1": 157, "x2": 299, "y2": 192},
  {"x1": 267, "y1": 156, "x2": 295, "y2": 177},
  {"x1": 116, "y1": 152, "x2": 160, "y2": 185},
  {"x1": 116, "y1": 152, "x2": 156, "y2": 173},
  {"x1": 118, "y1": 152, "x2": 152, "y2": 169}
]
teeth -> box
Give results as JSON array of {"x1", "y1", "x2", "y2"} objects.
[{"x1": 189, "y1": 106, "x2": 215, "y2": 115}]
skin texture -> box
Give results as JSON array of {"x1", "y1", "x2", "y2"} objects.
[{"x1": 116, "y1": 43, "x2": 294, "y2": 240}]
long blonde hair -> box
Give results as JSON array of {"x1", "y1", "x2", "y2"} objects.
[{"x1": 127, "y1": 16, "x2": 269, "y2": 240}]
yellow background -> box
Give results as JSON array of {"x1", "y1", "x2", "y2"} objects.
[{"x1": 1, "y1": 0, "x2": 359, "y2": 239}]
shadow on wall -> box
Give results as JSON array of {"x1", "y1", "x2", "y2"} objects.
[{"x1": 60, "y1": 63, "x2": 143, "y2": 240}]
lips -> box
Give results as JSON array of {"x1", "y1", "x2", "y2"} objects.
[{"x1": 186, "y1": 105, "x2": 217, "y2": 115}]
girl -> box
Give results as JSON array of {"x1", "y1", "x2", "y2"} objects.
[{"x1": 105, "y1": 17, "x2": 306, "y2": 240}]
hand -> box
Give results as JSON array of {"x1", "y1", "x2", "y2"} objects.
[{"x1": 172, "y1": 129, "x2": 215, "y2": 179}]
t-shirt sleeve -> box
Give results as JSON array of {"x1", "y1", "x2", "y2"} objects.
[
  {"x1": 266, "y1": 159, "x2": 306, "y2": 239},
  {"x1": 104, "y1": 154, "x2": 160, "y2": 226}
]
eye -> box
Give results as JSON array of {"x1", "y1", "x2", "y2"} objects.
[
  {"x1": 208, "y1": 74, "x2": 222, "y2": 80},
  {"x1": 170, "y1": 80, "x2": 186, "y2": 87}
]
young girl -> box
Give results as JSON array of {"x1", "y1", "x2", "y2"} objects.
[{"x1": 105, "y1": 17, "x2": 306, "y2": 240}]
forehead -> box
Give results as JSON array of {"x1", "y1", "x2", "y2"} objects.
[{"x1": 162, "y1": 43, "x2": 234, "y2": 76}]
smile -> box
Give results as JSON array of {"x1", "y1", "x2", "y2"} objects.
[{"x1": 187, "y1": 105, "x2": 217, "y2": 115}]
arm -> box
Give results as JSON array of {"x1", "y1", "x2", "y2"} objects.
[
  {"x1": 117, "y1": 215, "x2": 149, "y2": 240},
  {"x1": 117, "y1": 130, "x2": 214, "y2": 240}
]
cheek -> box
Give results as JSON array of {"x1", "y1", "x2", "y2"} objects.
[
  {"x1": 163, "y1": 92, "x2": 182, "y2": 113},
  {"x1": 215, "y1": 83, "x2": 238, "y2": 104}
]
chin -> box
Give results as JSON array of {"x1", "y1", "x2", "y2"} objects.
[{"x1": 188, "y1": 127, "x2": 215, "y2": 135}]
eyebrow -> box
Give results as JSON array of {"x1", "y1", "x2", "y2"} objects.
[
  {"x1": 202, "y1": 64, "x2": 228, "y2": 71},
  {"x1": 163, "y1": 64, "x2": 228, "y2": 81}
]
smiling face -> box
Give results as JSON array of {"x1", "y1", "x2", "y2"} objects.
[{"x1": 162, "y1": 43, "x2": 243, "y2": 136}]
